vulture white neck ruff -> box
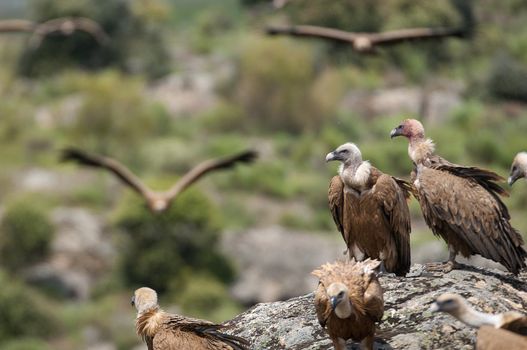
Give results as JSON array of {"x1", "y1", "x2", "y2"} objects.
[
  {"x1": 409, "y1": 138, "x2": 435, "y2": 164},
  {"x1": 339, "y1": 161, "x2": 371, "y2": 190}
]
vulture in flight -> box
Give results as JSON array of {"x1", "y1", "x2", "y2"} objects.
[
  {"x1": 266, "y1": 24, "x2": 466, "y2": 53},
  {"x1": 391, "y1": 119, "x2": 527, "y2": 274},
  {"x1": 312, "y1": 259, "x2": 384, "y2": 350},
  {"x1": 132, "y1": 287, "x2": 249, "y2": 350},
  {"x1": 61, "y1": 147, "x2": 257, "y2": 213},
  {"x1": 326, "y1": 142, "x2": 413, "y2": 276},
  {"x1": 431, "y1": 293, "x2": 527, "y2": 349},
  {"x1": 508, "y1": 152, "x2": 527, "y2": 186}
]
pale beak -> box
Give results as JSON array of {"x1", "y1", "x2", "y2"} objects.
[
  {"x1": 330, "y1": 296, "x2": 339, "y2": 310},
  {"x1": 326, "y1": 152, "x2": 336, "y2": 162},
  {"x1": 390, "y1": 127, "x2": 401, "y2": 139},
  {"x1": 508, "y1": 176, "x2": 515, "y2": 186},
  {"x1": 429, "y1": 302, "x2": 440, "y2": 313}
]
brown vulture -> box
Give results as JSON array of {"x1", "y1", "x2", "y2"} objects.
[
  {"x1": 132, "y1": 287, "x2": 249, "y2": 350},
  {"x1": 266, "y1": 24, "x2": 466, "y2": 53},
  {"x1": 508, "y1": 152, "x2": 527, "y2": 186},
  {"x1": 61, "y1": 147, "x2": 257, "y2": 213},
  {"x1": 326, "y1": 142, "x2": 413, "y2": 276},
  {"x1": 431, "y1": 293, "x2": 527, "y2": 350},
  {"x1": 390, "y1": 119, "x2": 527, "y2": 274},
  {"x1": 312, "y1": 259, "x2": 384, "y2": 350}
]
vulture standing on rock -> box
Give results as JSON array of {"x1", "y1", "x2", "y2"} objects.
[
  {"x1": 431, "y1": 293, "x2": 527, "y2": 349},
  {"x1": 508, "y1": 152, "x2": 527, "y2": 186},
  {"x1": 61, "y1": 147, "x2": 257, "y2": 213},
  {"x1": 132, "y1": 287, "x2": 249, "y2": 350},
  {"x1": 312, "y1": 259, "x2": 384, "y2": 350},
  {"x1": 391, "y1": 119, "x2": 527, "y2": 274},
  {"x1": 326, "y1": 143, "x2": 413, "y2": 276}
]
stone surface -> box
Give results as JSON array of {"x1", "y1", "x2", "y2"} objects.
[{"x1": 223, "y1": 264, "x2": 527, "y2": 350}]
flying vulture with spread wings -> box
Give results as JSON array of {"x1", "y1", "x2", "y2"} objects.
[
  {"x1": 391, "y1": 119, "x2": 527, "y2": 274},
  {"x1": 61, "y1": 147, "x2": 257, "y2": 213},
  {"x1": 326, "y1": 142, "x2": 413, "y2": 276}
]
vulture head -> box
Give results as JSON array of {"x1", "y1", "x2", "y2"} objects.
[
  {"x1": 132, "y1": 287, "x2": 159, "y2": 314},
  {"x1": 326, "y1": 143, "x2": 363, "y2": 165},
  {"x1": 508, "y1": 152, "x2": 527, "y2": 186},
  {"x1": 429, "y1": 293, "x2": 466, "y2": 317},
  {"x1": 390, "y1": 119, "x2": 425, "y2": 140},
  {"x1": 326, "y1": 282, "x2": 352, "y2": 318}
]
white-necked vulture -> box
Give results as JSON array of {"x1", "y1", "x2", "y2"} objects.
[
  {"x1": 508, "y1": 152, "x2": 527, "y2": 186},
  {"x1": 132, "y1": 287, "x2": 249, "y2": 350},
  {"x1": 390, "y1": 119, "x2": 527, "y2": 274},
  {"x1": 312, "y1": 259, "x2": 384, "y2": 350},
  {"x1": 326, "y1": 142, "x2": 413, "y2": 276},
  {"x1": 61, "y1": 147, "x2": 257, "y2": 213}
]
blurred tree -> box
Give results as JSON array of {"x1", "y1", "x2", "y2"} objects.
[
  {"x1": 19, "y1": 0, "x2": 170, "y2": 78},
  {"x1": 115, "y1": 185, "x2": 235, "y2": 294}
]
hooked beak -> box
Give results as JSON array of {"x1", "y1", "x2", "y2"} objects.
[
  {"x1": 330, "y1": 296, "x2": 339, "y2": 310},
  {"x1": 326, "y1": 151, "x2": 336, "y2": 162},
  {"x1": 390, "y1": 127, "x2": 402, "y2": 139},
  {"x1": 508, "y1": 170, "x2": 521, "y2": 186},
  {"x1": 131, "y1": 296, "x2": 135, "y2": 307},
  {"x1": 429, "y1": 302, "x2": 440, "y2": 313}
]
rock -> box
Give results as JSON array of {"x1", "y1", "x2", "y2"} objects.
[
  {"x1": 222, "y1": 226, "x2": 344, "y2": 304},
  {"x1": 223, "y1": 264, "x2": 527, "y2": 349}
]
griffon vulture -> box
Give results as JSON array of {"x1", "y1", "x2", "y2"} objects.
[
  {"x1": 61, "y1": 147, "x2": 257, "y2": 213},
  {"x1": 508, "y1": 152, "x2": 527, "y2": 186},
  {"x1": 312, "y1": 259, "x2": 384, "y2": 350},
  {"x1": 431, "y1": 293, "x2": 527, "y2": 350},
  {"x1": 390, "y1": 119, "x2": 527, "y2": 274},
  {"x1": 266, "y1": 24, "x2": 466, "y2": 53},
  {"x1": 132, "y1": 287, "x2": 249, "y2": 350},
  {"x1": 326, "y1": 143, "x2": 413, "y2": 276}
]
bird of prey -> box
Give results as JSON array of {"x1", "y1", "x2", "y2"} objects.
[
  {"x1": 61, "y1": 147, "x2": 257, "y2": 213},
  {"x1": 508, "y1": 152, "x2": 527, "y2": 186},
  {"x1": 390, "y1": 119, "x2": 527, "y2": 274},
  {"x1": 326, "y1": 142, "x2": 413, "y2": 276},
  {"x1": 0, "y1": 17, "x2": 109, "y2": 49},
  {"x1": 312, "y1": 259, "x2": 384, "y2": 350},
  {"x1": 431, "y1": 293, "x2": 527, "y2": 349},
  {"x1": 266, "y1": 24, "x2": 466, "y2": 53},
  {"x1": 132, "y1": 287, "x2": 249, "y2": 350}
]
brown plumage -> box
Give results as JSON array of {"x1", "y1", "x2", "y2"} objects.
[
  {"x1": 312, "y1": 259, "x2": 384, "y2": 350},
  {"x1": 431, "y1": 293, "x2": 527, "y2": 349},
  {"x1": 61, "y1": 147, "x2": 257, "y2": 213},
  {"x1": 0, "y1": 17, "x2": 109, "y2": 49},
  {"x1": 132, "y1": 287, "x2": 249, "y2": 350},
  {"x1": 391, "y1": 119, "x2": 527, "y2": 274},
  {"x1": 266, "y1": 24, "x2": 466, "y2": 53},
  {"x1": 326, "y1": 143, "x2": 413, "y2": 276},
  {"x1": 508, "y1": 152, "x2": 527, "y2": 186}
]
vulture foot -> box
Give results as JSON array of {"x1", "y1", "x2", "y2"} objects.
[{"x1": 425, "y1": 260, "x2": 460, "y2": 273}]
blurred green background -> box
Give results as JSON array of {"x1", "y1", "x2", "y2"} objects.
[{"x1": 0, "y1": 0, "x2": 527, "y2": 349}]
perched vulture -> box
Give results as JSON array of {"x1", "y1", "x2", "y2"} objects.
[
  {"x1": 326, "y1": 143, "x2": 413, "y2": 276},
  {"x1": 508, "y1": 152, "x2": 527, "y2": 186},
  {"x1": 61, "y1": 147, "x2": 257, "y2": 213},
  {"x1": 390, "y1": 119, "x2": 527, "y2": 274},
  {"x1": 430, "y1": 293, "x2": 527, "y2": 350},
  {"x1": 266, "y1": 24, "x2": 466, "y2": 53},
  {"x1": 312, "y1": 259, "x2": 384, "y2": 350},
  {"x1": 132, "y1": 287, "x2": 249, "y2": 350}
]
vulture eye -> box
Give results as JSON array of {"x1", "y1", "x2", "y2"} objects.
[
  {"x1": 339, "y1": 149, "x2": 349, "y2": 154},
  {"x1": 512, "y1": 165, "x2": 517, "y2": 172},
  {"x1": 338, "y1": 291, "x2": 345, "y2": 297}
]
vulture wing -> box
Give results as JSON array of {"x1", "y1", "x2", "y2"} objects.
[
  {"x1": 417, "y1": 165, "x2": 526, "y2": 274},
  {"x1": 477, "y1": 326, "x2": 527, "y2": 350},
  {"x1": 164, "y1": 150, "x2": 257, "y2": 204},
  {"x1": 328, "y1": 175, "x2": 347, "y2": 244},
  {"x1": 266, "y1": 24, "x2": 359, "y2": 44},
  {"x1": 370, "y1": 26, "x2": 465, "y2": 46},
  {"x1": 61, "y1": 147, "x2": 153, "y2": 199},
  {"x1": 373, "y1": 174, "x2": 412, "y2": 276},
  {"x1": 314, "y1": 282, "x2": 332, "y2": 328}
]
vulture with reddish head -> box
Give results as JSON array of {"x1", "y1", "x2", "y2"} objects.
[
  {"x1": 312, "y1": 259, "x2": 384, "y2": 350},
  {"x1": 326, "y1": 142, "x2": 413, "y2": 276},
  {"x1": 391, "y1": 119, "x2": 526, "y2": 274},
  {"x1": 431, "y1": 293, "x2": 527, "y2": 350},
  {"x1": 132, "y1": 287, "x2": 249, "y2": 350},
  {"x1": 508, "y1": 152, "x2": 527, "y2": 186},
  {"x1": 61, "y1": 147, "x2": 257, "y2": 213}
]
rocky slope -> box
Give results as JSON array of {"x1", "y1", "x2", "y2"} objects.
[{"x1": 224, "y1": 264, "x2": 527, "y2": 350}]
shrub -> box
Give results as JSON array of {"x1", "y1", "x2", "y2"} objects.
[
  {"x1": 488, "y1": 54, "x2": 527, "y2": 102},
  {"x1": 2, "y1": 338, "x2": 51, "y2": 350},
  {"x1": 115, "y1": 185, "x2": 235, "y2": 294},
  {"x1": 0, "y1": 197, "x2": 54, "y2": 272}
]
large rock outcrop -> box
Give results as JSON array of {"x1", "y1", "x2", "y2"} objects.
[{"x1": 224, "y1": 264, "x2": 527, "y2": 349}]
